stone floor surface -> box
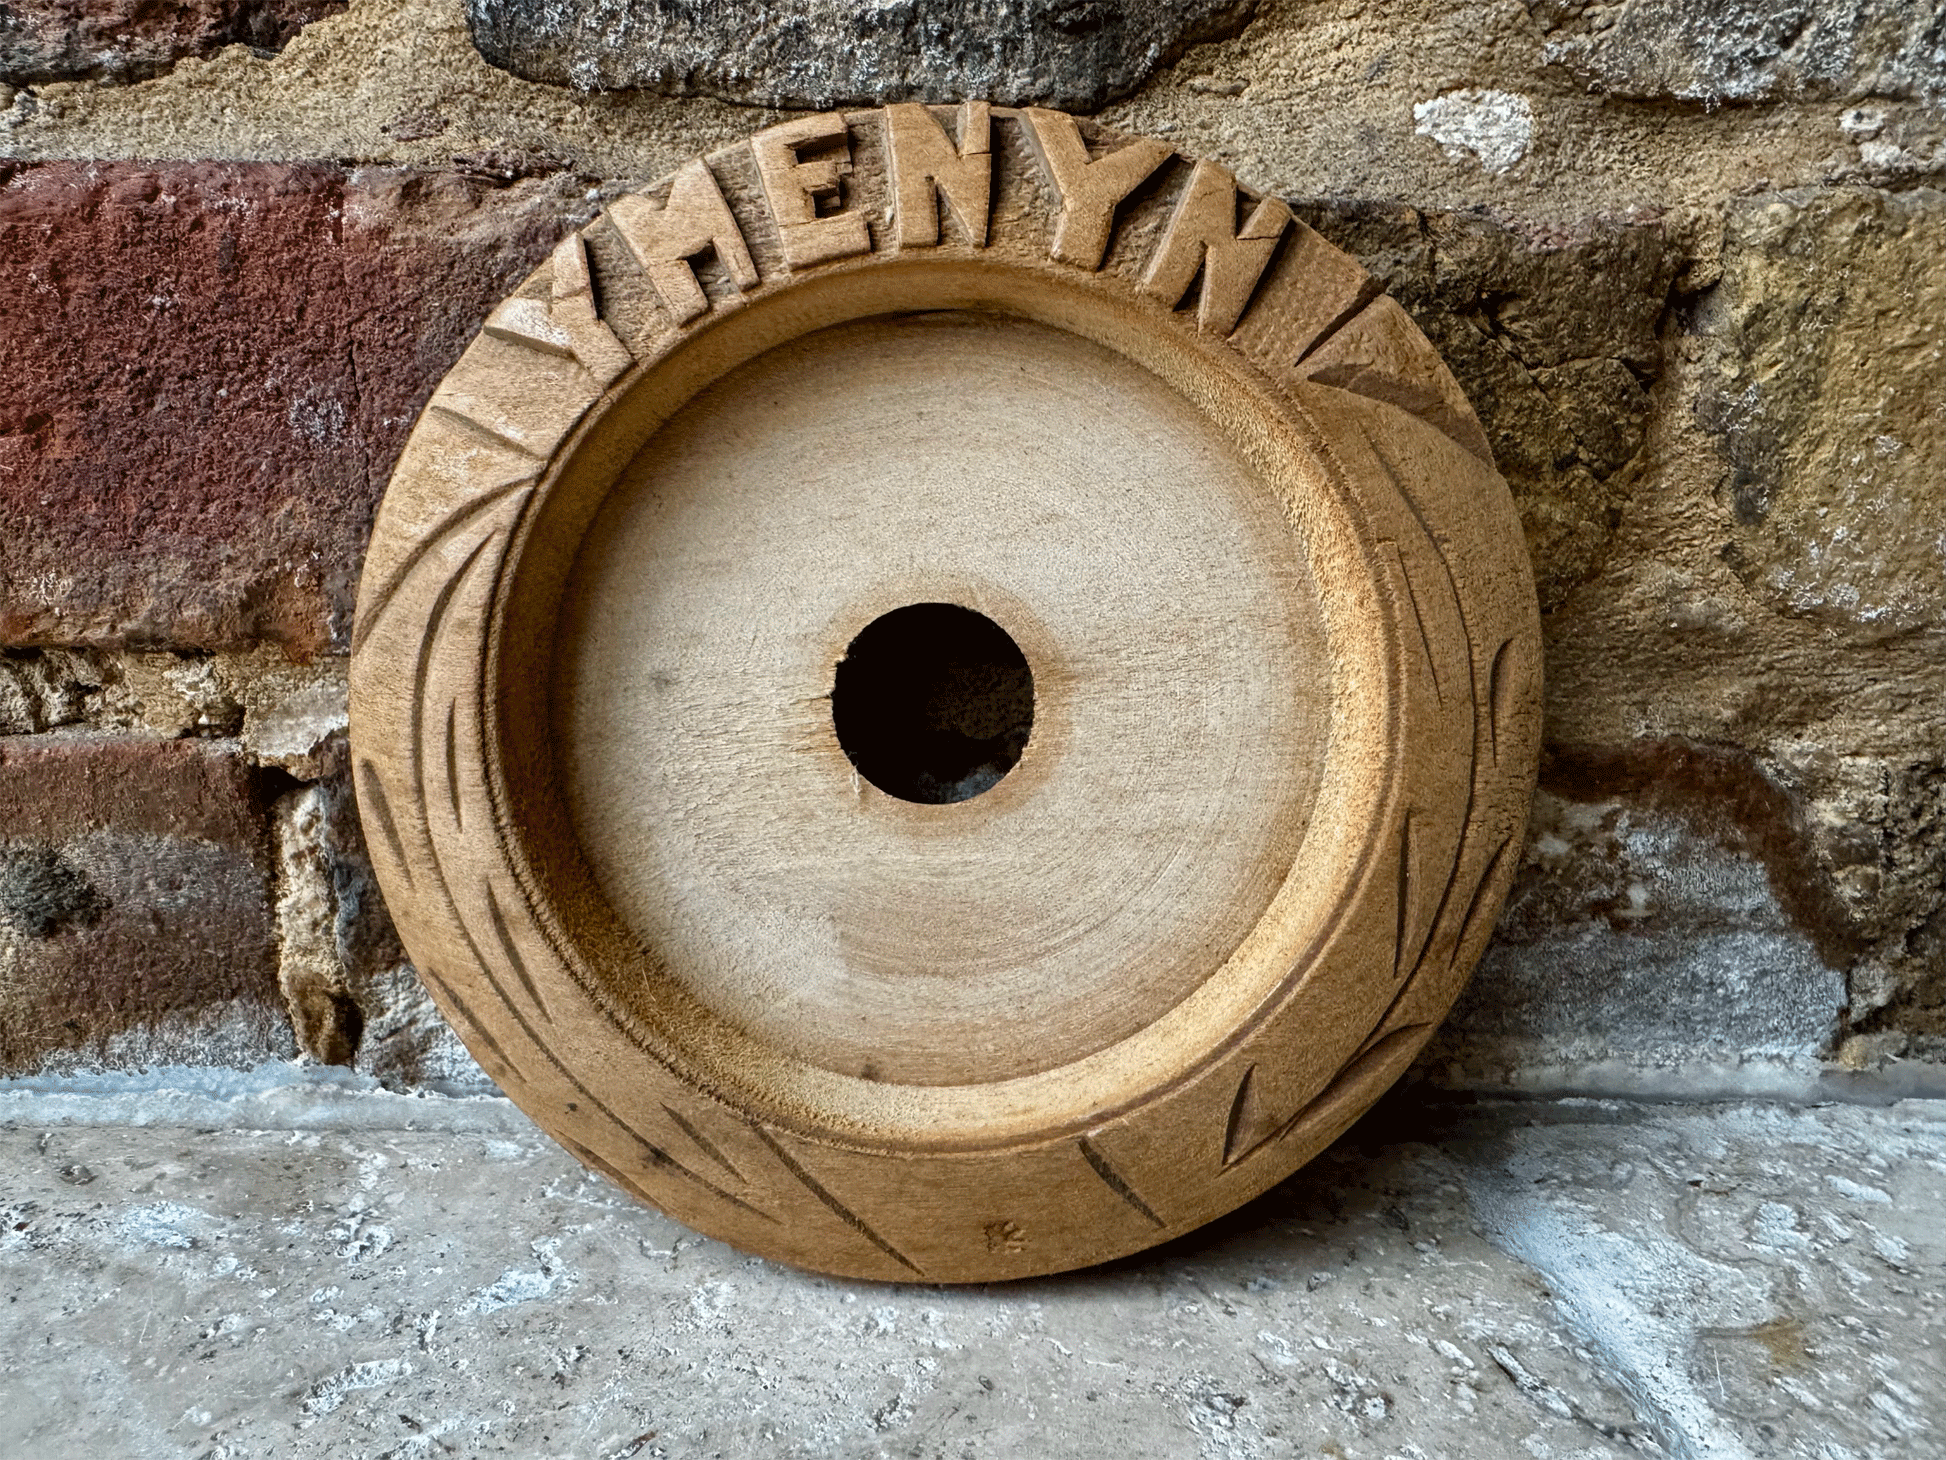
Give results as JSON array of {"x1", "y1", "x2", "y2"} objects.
[{"x1": 1, "y1": 1089, "x2": 1941, "y2": 1460}]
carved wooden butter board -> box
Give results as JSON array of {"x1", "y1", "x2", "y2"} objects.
[{"x1": 349, "y1": 105, "x2": 1542, "y2": 1282}]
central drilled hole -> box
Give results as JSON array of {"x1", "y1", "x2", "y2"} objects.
[{"x1": 832, "y1": 602, "x2": 1035, "y2": 805}]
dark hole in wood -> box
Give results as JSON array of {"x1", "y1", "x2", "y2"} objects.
[{"x1": 832, "y1": 602, "x2": 1034, "y2": 805}]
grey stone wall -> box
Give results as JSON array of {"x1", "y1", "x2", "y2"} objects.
[{"x1": 1, "y1": 0, "x2": 1941, "y2": 1093}]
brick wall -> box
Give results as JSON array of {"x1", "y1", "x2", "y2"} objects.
[{"x1": 2, "y1": 0, "x2": 1941, "y2": 1088}]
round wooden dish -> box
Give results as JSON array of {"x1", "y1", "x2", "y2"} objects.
[{"x1": 349, "y1": 106, "x2": 1541, "y2": 1282}]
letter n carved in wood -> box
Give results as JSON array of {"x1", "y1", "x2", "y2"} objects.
[
  {"x1": 886, "y1": 101, "x2": 993, "y2": 249},
  {"x1": 1141, "y1": 160, "x2": 1292, "y2": 336}
]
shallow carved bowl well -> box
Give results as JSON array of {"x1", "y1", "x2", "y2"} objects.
[{"x1": 348, "y1": 104, "x2": 1541, "y2": 1282}]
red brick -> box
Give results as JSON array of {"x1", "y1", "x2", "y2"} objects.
[
  {"x1": 0, "y1": 162, "x2": 591, "y2": 655},
  {"x1": 0, "y1": 734, "x2": 284, "y2": 1070},
  {"x1": 0, "y1": 734, "x2": 267, "y2": 843},
  {"x1": 1, "y1": 0, "x2": 344, "y2": 86}
]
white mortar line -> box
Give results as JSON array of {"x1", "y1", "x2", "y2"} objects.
[{"x1": 0, "y1": 1062, "x2": 531, "y2": 1132}]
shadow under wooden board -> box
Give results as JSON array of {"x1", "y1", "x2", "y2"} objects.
[{"x1": 348, "y1": 104, "x2": 1541, "y2": 1283}]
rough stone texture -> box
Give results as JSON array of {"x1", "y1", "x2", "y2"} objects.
[
  {"x1": 280, "y1": 736, "x2": 485, "y2": 1090},
  {"x1": 0, "y1": 736, "x2": 289, "y2": 1072},
  {"x1": 1433, "y1": 786, "x2": 1847, "y2": 1080},
  {"x1": 273, "y1": 783, "x2": 361, "y2": 1066},
  {"x1": 349, "y1": 961, "x2": 495, "y2": 1092},
  {"x1": 1, "y1": 1090, "x2": 1940, "y2": 1458},
  {"x1": 6, "y1": 0, "x2": 1944, "y2": 208},
  {"x1": 464, "y1": 0, "x2": 1255, "y2": 111},
  {"x1": 0, "y1": 647, "x2": 481, "y2": 1087},
  {"x1": 1534, "y1": 190, "x2": 1946, "y2": 1066},
  {"x1": 1530, "y1": 0, "x2": 1946, "y2": 105},
  {"x1": 0, "y1": 0, "x2": 345, "y2": 87},
  {"x1": 1698, "y1": 188, "x2": 1946, "y2": 636},
  {"x1": 0, "y1": 647, "x2": 99, "y2": 733},
  {"x1": 1299, "y1": 202, "x2": 1685, "y2": 613},
  {"x1": 0, "y1": 645, "x2": 347, "y2": 766},
  {"x1": 0, "y1": 160, "x2": 597, "y2": 655},
  {"x1": 1412, "y1": 87, "x2": 1537, "y2": 174}
]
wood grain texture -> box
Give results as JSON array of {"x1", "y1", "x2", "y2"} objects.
[{"x1": 348, "y1": 106, "x2": 1542, "y2": 1283}]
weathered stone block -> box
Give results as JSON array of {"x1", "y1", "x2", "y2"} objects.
[
  {"x1": 1530, "y1": 0, "x2": 1946, "y2": 105},
  {"x1": 1813, "y1": 754, "x2": 1946, "y2": 1054},
  {"x1": 0, "y1": 0, "x2": 343, "y2": 85},
  {"x1": 1697, "y1": 187, "x2": 1946, "y2": 636},
  {"x1": 1434, "y1": 740, "x2": 1858, "y2": 1077},
  {"x1": 0, "y1": 648, "x2": 98, "y2": 733},
  {"x1": 0, "y1": 162, "x2": 595, "y2": 655},
  {"x1": 1299, "y1": 201, "x2": 1683, "y2": 612},
  {"x1": 0, "y1": 736, "x2": 289, "y2": 1072},
  {"x1": 464, "y1": 0, "x2": 1255, "y2": 110},
  {"x1": 0, "y1": 650, "x2": 482, "y2": 1084}
]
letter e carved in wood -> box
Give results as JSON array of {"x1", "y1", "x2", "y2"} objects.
[{"x1": 751, "y1": 113, "x2": 874, "y2": 271}]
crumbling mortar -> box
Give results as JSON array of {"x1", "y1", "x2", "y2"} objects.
[
  {"x1": 271, "y1": 780, "x2": 362, "y2": 1065},
  {"x1": 1849, "y1": 760, "x2": 1946, "y2": 1046},
  {"x1": 0, "y1": 645, "x2": 346, "y2": 772}
]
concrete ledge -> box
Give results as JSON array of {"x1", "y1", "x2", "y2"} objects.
[
  {"x1": 4, "y1": 1088, "x2": 1940, "y2": 1458},
  {"x1": 0, "y1": 1062, "x2": 527, "y2": 1132}
]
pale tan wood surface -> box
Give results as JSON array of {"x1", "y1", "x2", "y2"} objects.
[
  {"x1": 557, "y1": 313, "x2": 1323, "y2": 1089},
  {"x1": 349, "y1": 106, "x2": 1541, "y2": 1282}
]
